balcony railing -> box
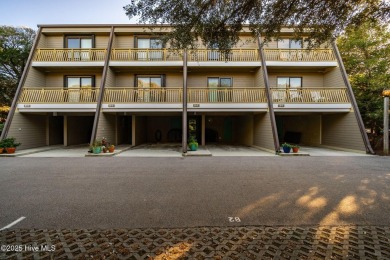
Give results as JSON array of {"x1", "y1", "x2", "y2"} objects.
[
  {"x1": 188, "y1": 49, "x2": 259, "y2": 62},
  {"x1": 263, "y1": 49, "x2": 336, "y2": 62},
  {"x1": 104, "y1": 88, "x2": 183, "y2": 103},
  {"x1": 33, "y1": 49, "x2": 107, "y2": 62},
  {"x1": 270, "y1": 88, "x2": 349, "y2": 103},
  {"x1": 111, "y1": 49, "x2": 183, "y2": 61},
  {"x1": 19, "y1": 88, "x2": 99, "y2": 103},
  {"x1": 188, "y1": 88, "x2": 266, "y2": 103}
]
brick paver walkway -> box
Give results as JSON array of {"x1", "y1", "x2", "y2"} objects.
[{"x1": 1, "y1": 225, "x2": 390, "y2": 259}]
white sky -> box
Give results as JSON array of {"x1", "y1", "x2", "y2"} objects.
[{"x1": 0, "y1": 0, "x2": 137, "y2": 29}]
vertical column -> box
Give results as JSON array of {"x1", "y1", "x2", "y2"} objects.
[
  {"x1": 115, "y1": 113, "x2": 118, "y2": 145},
  {"x1": 182, "y1": 49, "x2": 188, "y2": 153},
  {"x1": 46, "y1": 116, "x2": 50, "y2": 146},
  {"x1": 64, "y1": 115, "x2": 68, "y2": 146},
  {"x1": 132, "y1": 115, "x2": 136, "y2": 146},
  {"x1": 383, "y1": 90, "x2": 390, "y2": 155},
  {"x1": 90, "y1": 26, "x2": 115, "y2": 145},
  {"x1": 201, "y1": 114, "x2": 206, "y2": 146},
  {"x1": 257, "y1": 36, "x2": 280, "y2": 153}
]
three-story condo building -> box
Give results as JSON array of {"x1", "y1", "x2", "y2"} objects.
[{"x1": 0, "y1": 24, "x2": 374, "y2": 154}]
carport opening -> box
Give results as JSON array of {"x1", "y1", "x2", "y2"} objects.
[
  {"x1": 67, "y1": 116, "x2": 94, "y2": 146},
  {"x1": 49, "y1": 116, "x2": 64, "y2": 145},
  {"x1": 276, "y1": 114, "x2": 321, "y2": 146},
  {"x1": 117, "y1": 116, "x2": 132, "y2": 145}
]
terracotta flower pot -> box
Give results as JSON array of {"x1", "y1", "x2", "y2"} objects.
[
  {"x1": 6, "y1": 147, "x2": 16, "y2": 154},
  {"x1": 108, "y1": 147, "x2": 115, "y2": 153},
  {"x1": 0, "y1": 148, "x2": 4, "y2": 154},
  {"x1": 292, "y1": 147, "x2": 299, "y2": 153}
]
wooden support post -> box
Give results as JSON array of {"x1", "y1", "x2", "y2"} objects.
[
  {"x1": 384, "y1": 94, "x2": 389, "y2": 155},
  {"x1": 201, "y1": 114, "x2": 206, "y2": 146},
  {"x1": 182, "y1": 49, "x2": 188, "y2": 154},
  {"x1": 64, "y1": 115, "x2": 68, "y2": 146}
]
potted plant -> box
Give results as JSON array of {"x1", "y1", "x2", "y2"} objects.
[
  {"x1": 292, "y1": 144, "x2": 300, "y2": 153},
  {"x1": 281, "y1": 143, "x2": 291, "y2": 153},
  {"x1": 1, "y1": 137, "x2": 21, "y2": 154},
  {"x1": 91, "y1": 140, "x2": 102, "y2": 154},
  {"x1": 108, "y1": 144, "x2": 115, "y2": 153},
  {"x1": 0, "y1": 139, "x2": 4, "y2": 154},
  {"x1": 188, "y1": 135, "x2": 198, "y2": 151}
]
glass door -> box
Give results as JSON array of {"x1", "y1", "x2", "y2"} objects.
[
  {"x1": 208, "y1": 77, "x2": 219, "y2": 102},
  {"x1": 66, "y1": 37, "x2": 93, "y2": 61}
]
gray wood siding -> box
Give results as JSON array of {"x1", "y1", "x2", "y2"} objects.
[
  {"x1": 7, "y1": 112, "x2": 47, "y2": 149},
  {"x1": 268, "y1": 73, "x2": 324, "y2": 88},
  {"x1": 324, "y1": 68, "x2": 345, "y2": 87},
  {"x1": 37, "y1": 34, "x2": 46, "y2": 48},
  {"x1": 96, "y1": 113, "x2": 116, "y2": 145},
  {"x1": 105, "y1": 68, "x2": 115, "y2": 88},
  {"x1": 114, "y1": 35, "x2": 134, "y2": 49},
  {"x1": 322, "y1": 112, "x2": 366, "y2": 151},
  {"x1": 96, "y1": 35, "x2": 109, "y2": 49},
  {"x1": 45, "y1": 36, "x2": 63, "y2": 48},
  {"x1": 254, "y1": 68, "x2": 265, "y2": 88},
  {"x1": 115, "y1": 73, "x2": 134, "y2": 87},
  {"x1": 24, "y1": 68, "x2": 46, "y2": 88},
  {"x1": 279, "y1": 115, "x2": 321, "y2": 146},
  {"x1": 253, "y1": 112, "x2": 274, "y2": 151}
]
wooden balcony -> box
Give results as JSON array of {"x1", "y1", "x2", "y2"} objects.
[
  {"x1": 110, "y1": 49, "x2": 259, "y2": 62},
  {"x1": 263, "y1": 49, "x2": 336, "y2": 62},
  {"x1": 188, "y1": 49, "x2": 259, "y2": 62},
  {"x1": 104, "y1": 88, "x2": 183, "y2": 103},
  {"x1": 188, "y1": 88, "x2": 266, "y2": 103},
  {"x1": 33, "y1": 49, "x2": 107, "y2": 62},
  {"x1": 271, "y1": 88, "x2": 349, "y2": 103},
  {"x1": 19, "y1": 88, "x2": 99, "y2": 103},
  {"x1": 111, "y1": 49, "x2": 183, "y2": 61}
]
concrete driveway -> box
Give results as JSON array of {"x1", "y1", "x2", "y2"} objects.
[{"x1": 20, "y1": 145, "x2": 89, "y2": 157}]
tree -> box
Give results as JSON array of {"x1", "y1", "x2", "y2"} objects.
[
  {"x1": 337, "y1": 21, "x2": 390, "y2": 146},
  {"x1": 0, "y1": 26, "x2": 35, "y2": 106},
  {"x1": 124, "y1": 0, "x2": 390, "y2": 50}
]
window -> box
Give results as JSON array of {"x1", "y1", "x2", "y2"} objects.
[
  {"x1": 275, "y1": 77, "x2": 302, "y2": 102},
  {"x1": 136, "y1": 75, "x2": 165, "y2": 102},
  {"x1": 65, "y1": 76, "x2": 95, "y2": 102},
  {"x1": 277, "y1": 39, "x2": 302, "y2": 49},
  {"x1": 208, "y1": 77, "x2": 233, "y2": 102},
  {"x1": 65, "y1": 36, "x2": 94, "y2": 61},
  {"x1": 136, "y1": 37, "x2": 163, "y2": 60},
  {"x1": 277, "y1": 77, "x2": 302, "y2": 88}
]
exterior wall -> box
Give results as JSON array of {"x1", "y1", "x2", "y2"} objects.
[
  {"x1": 278, "y1": 115, "x2": 321, "y2": 146},
  {"x1": 95, "y1": 35, "x2": 109, "y2": 48},
  {"x1": 37, "y1": 34, "x2": 46, "y2": 48},
  {"x1": 115, "y1": 73, "x2": 134, "y2": 87},
  {"x1": 188, "y1": 72, "x2": 255, "y2": 88},
  {"x1": 268, "y1": 73, "x2": 324, "y2": 88},
  {"x1": 105, "y1": 68, "x2": 115, "y2": 88},
  {"x1": 45, "y1": 73, "x2": 102, "y2": 88},
  {"x1": 7, "y1": 111, "x2": 47, "y2": 149},
  {"x1": 254, "y1": 68, "x2": 265, "y2": 88},
  {"x1": 96, "y1": 113, "x2": 116, "y2": 145},
  {"x1": 253, "y1": 113, "x2": 275, "y2": 151},
  {"x1": 234, "y1": 36, "x2": 258, "y2": 49},
  {"x1": 45, "y1": 36, "x2": 63, "y2": 48},
  {"x1": 67, "y1": 116, "x2": 94, "y2": 146},
  {"x1": 322, "y1": 112, "x2": 366, "y2": 151},
  {"x1": 24, "y1": 68, "x2": 46, "y2": 87},
  {"x1": 134, "y1": 116, "x2": 147, "y2": 145},
  {"x1": 323, "y1": 67, "x2": 345, "y2": 87},
  {"x1": 41, "y1": 34, "x2": 109, "y2": 48},
  {"x1": 234, "y1": 116, "x2": 253, "y2": 146},
  {"x1": 114, "y1": 35, "x2": 135, "y2": 48}
]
